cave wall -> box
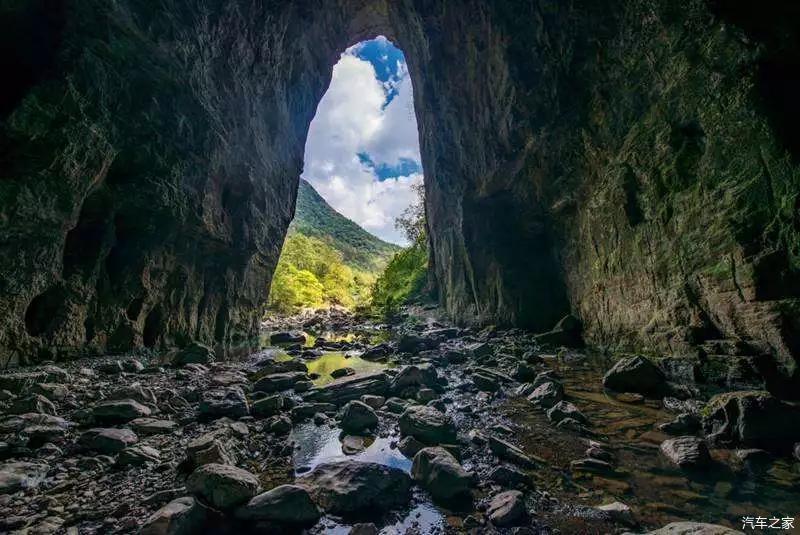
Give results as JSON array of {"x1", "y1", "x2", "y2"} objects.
[{"x1": 1, "y1": 0, "x2": 799, "y2": 386}]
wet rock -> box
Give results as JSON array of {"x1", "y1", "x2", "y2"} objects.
[
  {"x1": 384, "y1": 397, "x2": 409, "y2": 414},
  {"x1": 198, "y1": 387, "x2": 249, "y2": 419},
  {"x1": 361, "y1": 343, "x2": 391, "y2": 361},
  {"x1": 487, "y1": 490, "x2": 527, "y2": 527},
  {"x1": 267, "y1": 415, "x2": 292, "y2": 434},
  {"x1": 570, "y1": 457, "x2": 615, "y2": 474},
  {"x1": 411, "y1": 447, "x2": 472, "y2": 502},
  {"x1": 10, "y1": 394, "x2": 57, "y2": 415},
  {"x1": 79, "y1": 428, "x2": 138, "y2": 454},
  {"x1": 304, "y1": 372, "x2": 389, "y2": 405},
  {"x1": 294, "y1": 380, "x2": 313, "y2": 392},
  {"x1": 130, "y1": 418, "x2": 178, "y2": 436},
  {"x1": 488, "y1": 436, "x2": 536, "y2": 468},
  {"x1": 341, "y1": 435, "x2": 367, "y2": 455},
  {"x1": 109, "y1": 384, "x2": 157, "y2": 404},
  {"x1": 526, "y1": 381, "x2": 564, "y2": 409},
  {"x1": 488, "y1": 465, "x2": 532, "y2": 488},
  {"x1": 512, "y1": 363, "x2": 538, "y2": 382},
  {"x1": 360, "y1": 394, "x2": 385, "y2": 409},
  {"x1": 270, "y1": 331, "x2": 307, "y2": 344},
  {"x1": 235, "y1": 484, "x2": 320, "y2": 526},
  {"x1": 339, "y1": 400, "x2": 378, "y2": 432},
  {"x1": 399, "y1": 405, "x2": 457, "y2": 444},
  {"x1": 350, "y1": 524, "x2": 378, "y2": 535},
  {"x1": 117, "y1": 445, "x2": 161, "y2": 466},
  {"x1": 417, "y1": 388, "x2": 437, "y2": 403},
  {"x1": 398, "y1": 436, "x2": 425, "y2": 458},
  {"x1": 603, "y1": 356, "x2": 666, "y2": 396},
  {"x1": 702, "y1": 391, "x2": 800, "y2": 450},
  {"x1": 472, "y1": 372, "x2": 500, "y2": 392},
  {"x1": 254, "y1": 372, "x2": 308, "y2": 393},
  {"x1": 643, "y1": 522, "x2": 743, "y2": 534},
  {"x1": 92, "y1": 399, "x2": 152, "y2": 424},
  {"x1": 30, "y1": 383, "x2": 68, "y2": 401},
  {"x1": 171, "y1": 342, "x2": 216, "y2": 367},
  {"x1": 331, "y1": 367, "x2": 355, "y2": 379},
  {"x1": 390, "y1": 363, "x2": 439, "y2": 392},
  {"x1": 465, "y1": 342, "x2": 493, "y2": 360},
  {"x1": 596, "y1": 501, "x2": 635, "y2": 526},
  {"x1": 251, "y1": 394, "x2": 284, "y2": 417},
  {"x1": 185, "y1": 432, "x2": 235, "y2": 467},
  {"x1": 533, "y1": 314, "x2": 583, "y2": 348},
  {"x1": 0, "y1": 461, "x2": 49, "y2": 494},
  {"x1": 98, "y1": 361, "x2": 125, "y2": 374},
  {"x1": 0, "y1": 413, "x2": 71, "y2": 434},
  {"x1": 659, "y1": 413, "x2": 700, "y2": 435},
  {"x1": 23, "y1": 423, "x2": 69, "y2": 447},
  {"x1": 139, "y1": 496, "x2": 207, "y2": 535},
  {"x1": 660, "y1": 437, "x2": 711, "y2": 469},
  {"x1": 547, "y1": 401, "x2": 587, "y2": 425},
  {"x1": 0, "y1": 371, "x2": 49, "y2": 392},
  {"x1": 186, "y1": 463, "x2": 260, "y2": 509},
  {"x1": 298, "y1": 460, "x2": 411, "y2": 515},
  {"x1": 398, "y1": 333, "x2": 437, "y2": 354},
  {"x1": 735, "y1": 448, "x2": 772, "y2": 467}
]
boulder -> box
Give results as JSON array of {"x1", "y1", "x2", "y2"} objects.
[
  {"x1": 411, "y1": 447, "x2": 472, "y2": 502},
  {"x1": 339, "y1": 400, "x2": 378, "y2": 432},
  {"x1": 487, "y1": 490, "x2": 528, "y2": 527},
  {"x1": 659, "y1": 413, "x2": 700, "y2": 435},
  {"x1": 235, "y1": 484, "x2": 320, "y2": 526},
  {"x1": 390, "y1": 364, "x2": 439, "y2": 392},
  {"x1": 512, "y1": 363, "x2": 537, "y2": 382},
  {"x1": 270, "y1": 331, "x2": 306, "y2": 344},
  {"x1": 488, "y1": 436, "x2": 536, "y2": 468},
  {"x1": 398, "y1": 436, "x2": 425, "y2": 458},
  {"x1": 117, "y1": 445, "x2": 161, "y2": 466},
  {"x1": 298, "y1": 460, "x2": 411, "y2": 515},
  {"x1": 185, "y1": 432, "x2": 235, "y2": 467},
  {"x1": 472, "y1": 372, "x2": 500, "y2": 392},
  {"x1": 0, "y1": 461, "x2": 49, "y2": 494},
  {"x1": 198, "y1": 387, "x2": 249, "y2": 419},
  {"x1": 596, "y1": 501, "x2": 635, "y2": 526},
  {"x1": 140, "y1": 496, "x2": 208, "y2": 535},
  {"x1": 79, "y1": 428, "x2": 138, "y2": 454},
  {"x1": 526, "y1": 381, "x2": 563, "y2": 408},
  {"x1": 254, "y1": 372, "x2": 308, "y2": 393},
  {"x1": 173, "y1": 342, "x2": 216, "y2": 366},
  {"x1": 701, "y1": 390, "x2": 800, "y2": 450},
  {"x1": 602, "y1": 356, "x2": 666, "y2": 396},
  {"x1": 251, "y1": 394, "x2": 284, "y2": 417},
  {"x1": 130, "y1": 418, "x2": 179, "y2": 436},
  {"x1": 488, "y1": 465, "x2": 532, "y2": 488},
  {"x1": 331, "y1": 367, "x2": 355, "y2": 379},
  {"x1": 10, "y1": 394, "x2": 57, "y2": 415},
  {"x1": 643, "y1": 522, "x2": 743, "y2": 534},
  {"x1": 399, "y1": 405, "x2": 457, "y2": 444},
  {"x1": 92, "y1": 399, "x2": 152, "y2": 424},
  {"x1": 304, "y1": 372, "x2": 389, "y2": 405},
  {"x1": 186, "y1": 463, "x2": 260, "y2": 509},
  {"x1": 360, "y1": 395, "x2": 385, "y2": 410},
  {"x1": 660, "y1": 437, "x2": 711, "y2": 469},
  {"x1": 397, "y1": 333, "x2": 437, "y2": 354},
  {"x1": 546, "y1": 401, "x2": 587, "y2": 425}
]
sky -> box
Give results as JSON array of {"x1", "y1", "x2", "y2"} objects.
[{"x1": 301, "y1": 36, "x2": 423, "y2": 246}]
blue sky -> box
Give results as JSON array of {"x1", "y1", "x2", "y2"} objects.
[{"x1": 301, "y1": 36, "x2": 423, "y2": 245}]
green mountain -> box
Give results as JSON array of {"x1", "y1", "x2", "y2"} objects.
[{"x1": 290, "y1": 179, "x2": 400, "y2": 272}]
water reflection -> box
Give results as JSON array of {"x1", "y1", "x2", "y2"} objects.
[{"x1": 306, "y1": 353, "x2": 390, "y2": 385}]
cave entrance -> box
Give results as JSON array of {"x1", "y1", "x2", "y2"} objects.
[{"x1": 266, "y1": 36, "x2": 426, "y2": 316}]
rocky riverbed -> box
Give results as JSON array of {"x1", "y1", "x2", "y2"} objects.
[{"x1": 1, "y1": 308, "x2": 799, "y2": 534}]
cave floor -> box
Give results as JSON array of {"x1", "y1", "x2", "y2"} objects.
[{"x1": 1, "y1": 310, "x2": 798, "y2": 534}]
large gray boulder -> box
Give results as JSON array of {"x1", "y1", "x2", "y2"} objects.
[
  {"x1": 643, "y1": 522, "x2": 743, "y2": 534},
  {"x1": 186, "y1": 463, "x2": 260, "y2": 509},
  {"x1": 304, "y1": 371, "x2": 389, "y2": 405},
  {"x1": 298, "y1": 460, "x2": 411, "y2": 515},
  {"x1": 92, "y1": 399, "x2": 151, "y2": 424},
  {"x1": 411, "y1": 447, "x2": 472, "y2": 502},
  {"x1": 390, "y1": 364, "x2": 439, "y2": 392},
  {"x1": 172, "y1": 342, "x2": 215, "y2": 366},
  {"x1": 602, "y1": 356, "x2": 666, "y2": 396},
  {"x1": 339, "y1": 400, "x2": 378, "y2": 433},
  {"x1": 235, "y1": 484, "x2": 320, "y2": 526},
  {"x1": 660, "y1": 437, "x2": 711, "y2": 469},
  {"x1": 198, "y1": 387, "x2": 249, "y2": 419},
  {"x1": 399, "y1": 405, "x2": 457, "y2": 444},
  {"x1": 79, "y1": 428, "x2": 138, "y2": 454},
  {"x1": 0, "y1": 461, "x2": 49, "y2": 494},
  {"x1": 139, "y1": 496, "x2": 208, "y2": 535},
  {"x1": 702, "y1": 390, "x2": 800, "y2": 450},
  {"x1": 487, "y1": 490, "x2": 528, "y2": 527}
]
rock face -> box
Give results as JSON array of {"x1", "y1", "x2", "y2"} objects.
[
  {"x1": 2, "y1": 0, "x2": 800, "y2": 397},
  {"x1": 298, "y1": 460, "x2": 412, "y2": 515}
]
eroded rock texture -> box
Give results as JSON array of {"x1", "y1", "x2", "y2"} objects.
[{"x1": 2, "y1": 0, "x2": 800, "y2": 392}]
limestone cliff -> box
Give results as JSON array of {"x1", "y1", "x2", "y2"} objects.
[{"x1": 1, "y1": 0, "x2": 799, "y2": 394}]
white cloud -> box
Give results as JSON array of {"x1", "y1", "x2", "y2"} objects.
[{"x1": 301, "y1": 48, "x2": 423, "y2": 246}]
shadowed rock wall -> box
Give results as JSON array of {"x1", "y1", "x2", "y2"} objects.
[{"x1": 2, "y1": 0, "x2": 799, "y2": 392}]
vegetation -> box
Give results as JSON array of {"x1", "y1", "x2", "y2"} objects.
[
  {"x1": 291, "y1": 179, "x2": 399, "y2": 272},
  {"x1": 370, "y1": 182, "x2": 429, "y2": 319},
  {"x1": 267, "y1": 233, "x2": 374, "y2": 313}
]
